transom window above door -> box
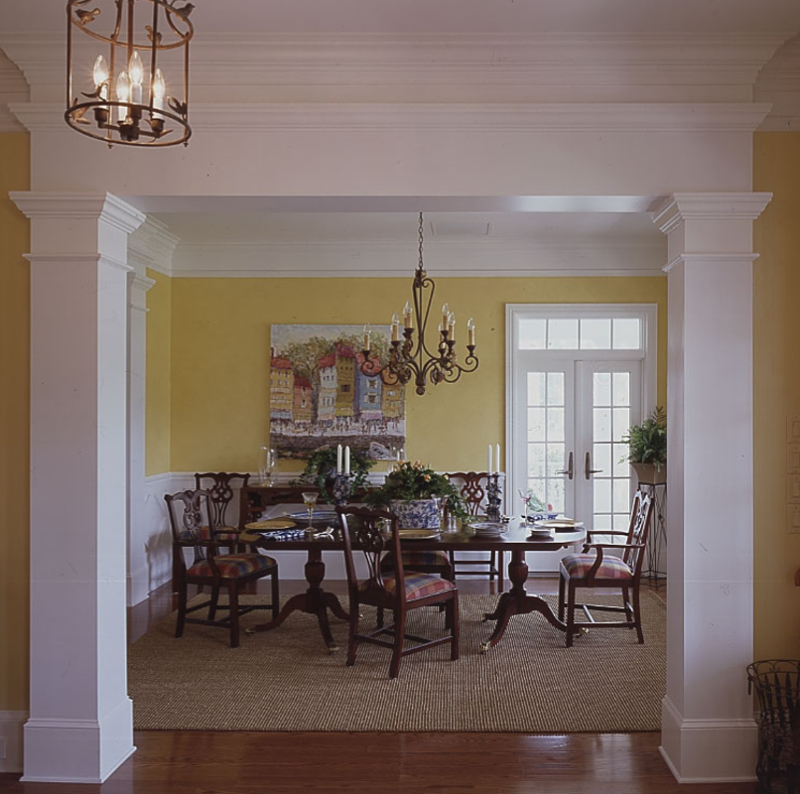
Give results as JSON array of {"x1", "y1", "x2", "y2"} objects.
[{"x1": 518, "y1": 316, "x2": 642, "y2": 351}]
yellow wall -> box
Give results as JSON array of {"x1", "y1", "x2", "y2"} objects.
[
  {"x1": 0, "y1": 133, "x2": 30, "y2": 710},
  {"x1": 167, "y1": 277, "x2": 667, "y2": 474},
  {"x1": 753, "y1": 132, "x2": 800, "y2": 659},
  {"x1": 145, "y1": 269, "x2": 172, "y2": 475}
]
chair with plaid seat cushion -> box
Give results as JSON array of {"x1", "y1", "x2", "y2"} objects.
[
  {"x1": 381, "y1": 547, "x2": 454, "y2": 583},
  {"x1": 558, "y1": 490, "x2": 654, "y2": 648},
  {"x1": 337, "y1": 505, "x2": 459, "y2": 679},
  {"x1": 166, "y1": 488, "x2": 279, "y2": 648}
]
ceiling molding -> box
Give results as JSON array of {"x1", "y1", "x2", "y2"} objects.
[
  {"x1": 0, "y1": 49, "x2": 29, "y2": 132},
  {"x1": 0, "y1": 32, "x2": 788, "y2": 89},
  {"x1": 756, "y1": 34, "x2": 800, "y2": 130},
  {"x1": 8, "y1": 101, "x2": 773, "y2": 134},
  {"x1": 169, "y1": 238, "x2": 666, "y2": 279},
  {"x1": 651, "y1": 192, "x2": 774, "y2": 234},
  {"x1": 128, "y1": 217, "x2": 180, "y2": 277}
]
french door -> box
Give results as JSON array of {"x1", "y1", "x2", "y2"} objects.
[{"x1": 507, "y1": 305, "x2": 656, "y2": 567}]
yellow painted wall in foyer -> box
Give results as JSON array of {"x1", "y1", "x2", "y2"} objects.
[
  {"x1": 0, "y1": 133, "x2": 30, "y2": 711},
  {"x1": 165, "y1": 277, "x2": 668, "y2": 474},
  {"x1": 753, "y1": 132, "x2": 800, "y2": 660}
]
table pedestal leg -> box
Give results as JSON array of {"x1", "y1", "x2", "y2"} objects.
[
  {"x1": 246, "y1": 547, "x2": 349, "y2": 652},
  {"x1": 481, "y1": 549, "x2": 568, "y2": 652}
]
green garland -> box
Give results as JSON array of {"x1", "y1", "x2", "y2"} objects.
[{"x1": 290, "y1": 446, "x2": 375, "y2": 503}]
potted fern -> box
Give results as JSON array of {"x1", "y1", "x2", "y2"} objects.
[{"x1": 622, "y1": 406, "x2": 667, "y2": 485}]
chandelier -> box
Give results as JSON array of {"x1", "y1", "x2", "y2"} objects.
[
  {"x1": 65, "y1": 0, "x2": 193, "y2": 147},
  {"x1": 359, "y1": 213, "x2": 479, "y2": 396}
]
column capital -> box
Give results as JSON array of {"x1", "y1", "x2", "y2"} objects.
[
  {"x1": 9, "y1": 192, "x2": 146, "y2": 235},
  {"x1": 128, "y1": 216, "x2": 179, "y2": 277},
  {"x1": 128, "y1": 272, "x2": 156, "y2": 313},
  {"x1": 651, "y1": 192, "x2": 772, "y2": 235}
]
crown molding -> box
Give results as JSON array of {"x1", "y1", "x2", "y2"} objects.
[
  {"x1": 170, "y1": 238, "x2": 666, "y2": 279},
  {"x1": 8, "y1": 101, "x2": 773, "y2": 133},
  {"x1": 128, "y1": 217, "x2": 180, "y2": 277},
  {"x1": 755, "y1": 35, "x2": 800, "y2": 130},
  {"x1": 0, "y1": 32, "x2": 787, "y2": 90},
  {"x1": 0, "y1": 49, "x2": 29, "y2": 132},
  {"x1": 10, "y1": 192, "x2": 146, "y2": 234},
  {"x1": 651, "y1": 193, "x2": 774, "y2": 234}
]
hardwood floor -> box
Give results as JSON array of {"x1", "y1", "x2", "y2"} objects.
[{"x1": 2, "y1": 576, "x2": 756, "y2": 794}]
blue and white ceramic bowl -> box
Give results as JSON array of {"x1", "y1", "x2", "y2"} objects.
[{"x1": 390, "y1": 499, "x2": 440, "y2": 530}]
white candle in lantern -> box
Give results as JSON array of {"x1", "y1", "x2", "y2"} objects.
[
  {"x1": 116, "y1": 71, "x2": 130, "y2": 121},
  {"x1": 152, "y1": 67, "x2": 166, "y2": 112},
  {"x1": 128, "y1": 51, "x2": 144, "y2": 105}
]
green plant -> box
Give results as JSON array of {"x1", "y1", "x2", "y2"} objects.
[
  {"x1": 290, "y1": 446, "x2": 375, "y2": 503},
  {"x1": 364, "y1": 460, "x2": 468, "y2": 520},
  {"x1": 622, "y1": 406, "x2": 667, "y2": 470}
]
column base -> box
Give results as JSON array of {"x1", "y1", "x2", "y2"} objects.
[
  {"x1": 22, "y1": 697, "x2": 135, "y2": 784},
  {"x1": 660, "y1": 695, "x2": 758, "y2": 783}
]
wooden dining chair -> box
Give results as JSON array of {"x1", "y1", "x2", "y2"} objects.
[
  {"x1": 446, "y1": 472, "x2": 504, "y2": 591},
  {"x1": 558, "y1": 490, "x2": 654, "y2": 648},
  {"x1": 166, "y1": 488, "x2": 279, "y2": 648},
  {"x1": 336, "y1": 505, "x2": 459, "y2": 679}
]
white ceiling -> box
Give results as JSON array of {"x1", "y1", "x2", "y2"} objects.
[
  {"x1": 1, "y1": 0, "x2": 800, "y2": 34},
  {"x1": 153, "y1": 210, "x2": 662, "y2": 245}
]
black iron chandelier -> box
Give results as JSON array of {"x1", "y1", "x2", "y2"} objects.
[
  {"x1": 359, "y1": 213, "x2": 479, "y2": 396},
  {"x1": 65, "y1": 0, "x2": 193, "y2": 147}
]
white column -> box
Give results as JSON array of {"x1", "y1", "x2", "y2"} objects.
[
  {"x1": 126, "y1": 218, "x2": 177, "y2": 607},
  {"x1": 11, "y1": 192, "x2": 145, "y2": 784},
  {"x1": 652, "y1": 193, "x2": 771, "y2": 783}
]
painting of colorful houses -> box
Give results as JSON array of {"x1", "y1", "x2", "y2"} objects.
[{"x1": 269, "y1": 324, "x2": 406, "y2": 458}]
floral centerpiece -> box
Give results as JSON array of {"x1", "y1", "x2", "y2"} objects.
[
  {"x1": 365, "y1": 460, "x2": 467, "y2": 528},
  {"x1": 290, "y1": 446, "x2": 375, "y2": 504}
]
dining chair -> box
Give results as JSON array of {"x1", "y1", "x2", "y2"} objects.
[
  {"x1": 336, "y1": 505, "x2": 459, "y2": 679},
  {"x1": 446, "y1": 471, "x2": 504, "y2": 592},
  {"x1": 166, "y1": 488, "x2": 279, "y2": 648},
  {"x1": 557, "y1": 490, "x2": 654, "y2": 648}
]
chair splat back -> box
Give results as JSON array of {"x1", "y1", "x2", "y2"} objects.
[
  {"x1": 165, "y1": 489, "x2": 213, "y2": 568},
  {"x1": 337, "y1": 506, "x2": 402, "y2": 596},
  {"x1": 194, "y1": 472, "x2": 250, "y2": 529},
  {"x1": 447, "y1": 471, "x2": 488, "y2": 516},
  {"x1": 625, "y1": 491, "x2": 654, "y2": 572}
]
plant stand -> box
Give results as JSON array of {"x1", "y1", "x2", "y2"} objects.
[{"x1": 638, "y1": 481, "x2": 667, "y2": 588}]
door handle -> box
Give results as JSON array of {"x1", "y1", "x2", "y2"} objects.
[
  {"x1": 585, "y1": 452, "x2": 602, "y2": 480},
  {"x1": 557, "y1": 452, "x2": 574, "y2": 480}
]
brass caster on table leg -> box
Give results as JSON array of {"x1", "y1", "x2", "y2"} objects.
[
  {"x1": 244, "y1": 628, "x2": 256, "y2": 636},
  {"x1": 480, "y1": 641, "x2": 491, "y2": 654},
  {"x1": 327, "y1": 644, "x2": 339, "y2": 654}
]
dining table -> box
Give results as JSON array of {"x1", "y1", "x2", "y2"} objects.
[{"x1": 239, "y1": 503, "x2": 586, "y2": 653}]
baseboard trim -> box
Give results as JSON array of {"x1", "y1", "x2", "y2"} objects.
[
  {"x1": 660, "y1": 696, "x2": 758, "y2": 783},
  {"x1": 0, "y1": 711, "x2": 27, "y2": 773}
]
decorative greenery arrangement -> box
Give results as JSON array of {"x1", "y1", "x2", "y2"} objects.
[
  {"x1": 290, "y1": 446, "x2": 375, "y2": 503},
  {"x1": 622, "y1": 406, "x2": 667, "y2": 470},
  {"x1": 364, "y1": 460, "x2": 468, "y2": 520}
]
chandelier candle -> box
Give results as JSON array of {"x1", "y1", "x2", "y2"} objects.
[{"x1": 358, "y1": 213, "x2": 479, "y2": 396}]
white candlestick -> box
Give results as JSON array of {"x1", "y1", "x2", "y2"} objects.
[
  {"x1": 496, "y1": 443, "x2": 501, "y2": 474},
  {"x1": 487, "y1": 444, "x2": 493, "y2": 476},
  {"x1": 337, "y1": 444, "x2": 343, "y2": 474},
  {"x1": 345, "y1": 446, "x2": 351, "y2": 476}
]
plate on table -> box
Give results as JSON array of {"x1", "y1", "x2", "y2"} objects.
[
  {"x1": 398, "y1": 529, "x2": 441, "y2": 540},
  {"x1": 534, "y1": 518, "x2": 583, "y2": 532},
  {"x1": 246, "y1": 518, "x2": 296, "y2": 531},
  {"x1": 286, "y1": 510, "x2": 338, "y2": 522},
  {"x1": 527, "y1": 527, "x2": 555, "y2": 539}
]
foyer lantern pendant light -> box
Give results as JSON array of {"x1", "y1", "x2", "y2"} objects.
[
  {"x1": 65, "y1": 0, "x2": 193, "y2": 147},
  {"x1": 359, "y1": 213, "x2": 479, "y2": 396}
]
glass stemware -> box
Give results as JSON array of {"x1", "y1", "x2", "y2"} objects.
[
  {"x1": 258, "y1": 446, "x2": 277, "y2": 487},
  {"x1": 301, "y1": 491, "x2": 318, "y2": 529}
]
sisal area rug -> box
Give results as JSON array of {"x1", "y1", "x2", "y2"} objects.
[{"x1": 129, "y1": 592, "x2": 666, "y2": 733}]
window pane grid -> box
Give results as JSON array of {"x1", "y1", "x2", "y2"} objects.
[{"x1": 519, "y1": 317, "x2": 642, "y2": 351}]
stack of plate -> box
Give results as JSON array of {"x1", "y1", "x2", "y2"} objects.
[{"x1": 471, "y1": 521, "x2": 506, "y2": 538}]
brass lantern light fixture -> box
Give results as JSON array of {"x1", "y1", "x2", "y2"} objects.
[
  {"x1": 65, "y1": 0, "x2": 193, "y2": 147},
  {"x1": 359, "y1": 213, "x2": 479, "y2": 396}
]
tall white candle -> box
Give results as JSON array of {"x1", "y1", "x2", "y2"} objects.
[
  {"x1": 496, "y1": 443, "x2": 501, "y2": 474},
  {"x1": 487, "y1": 444, "x2": 493, "y2": 476},
  {"x1": 337, "y1": 444, "x2": 343, "y2": 474},
  {"x1": 345, "y1": 446, "x2": 351, "y2": 475}
]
